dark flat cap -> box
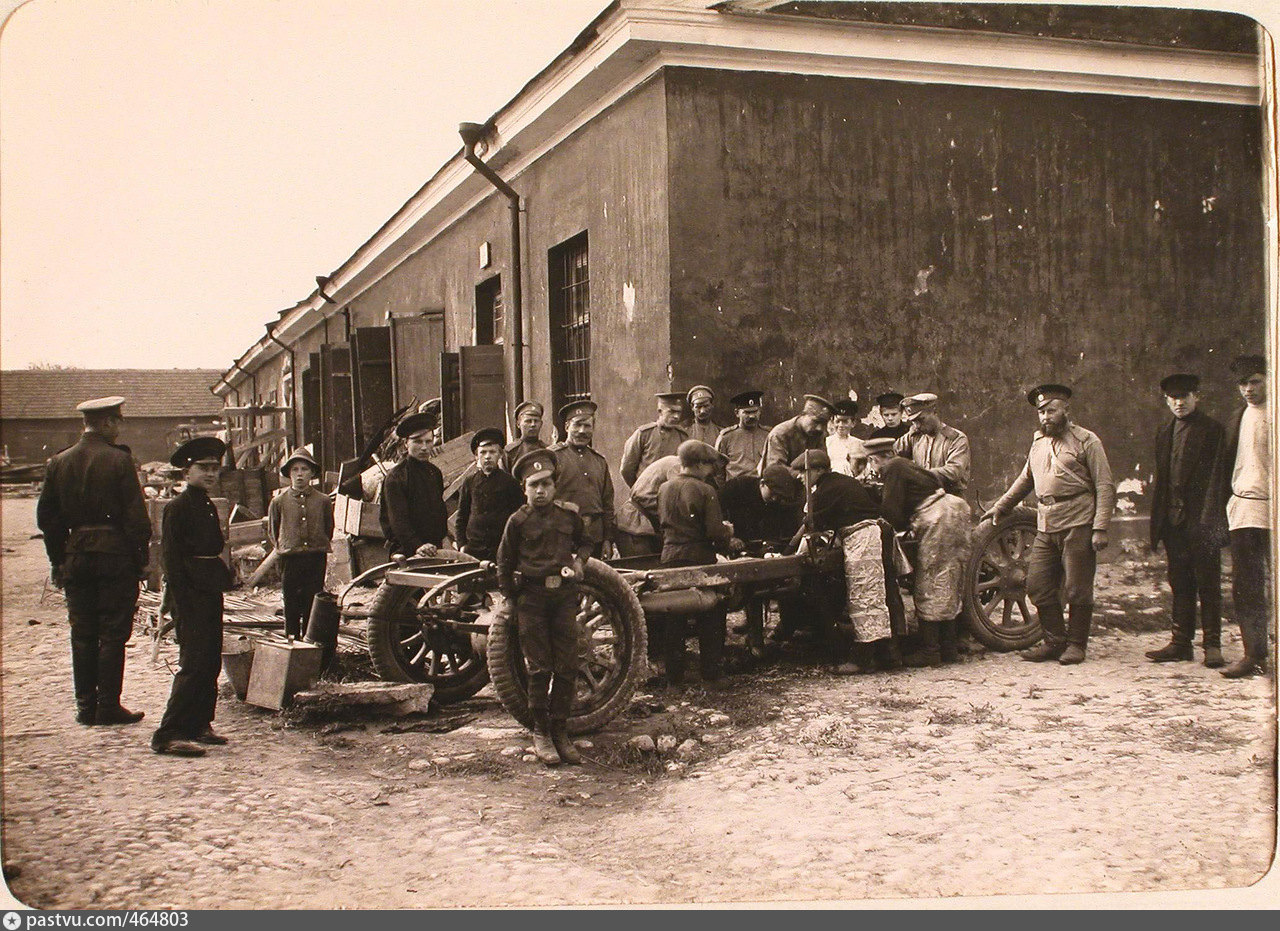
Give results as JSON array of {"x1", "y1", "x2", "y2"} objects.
[
  {"x1": 171, "y1": 436, "x2": 226, "y2": 469},
  {"x1": 874, "y1": 391, "x2": 904, "y2": 409},
  {"x1": 559, "y1": 399, "x2": 598, "y2": 423},
  {"x1": 677, "y1": 440, "x2": 721, "y2": 466},
  {"x1": 1160, "y1": 373, "x2": 1200, "y2": 397},
  {"x1": 395, "y1": 411, "x2": 438, "y2": 438},
  {"x1": 730, "y1": 390, "x2": 763, "y2": 409},
  {"x1": 832, "y1": 399, "x2": 860, "y2": 418},
  {"x1": 512, "y1": 448, "x2": 558, "y2": 484},
  {"x1": 789, "y1": 449, "x2": 831, "y2": 471},
  {"x1": 1027, "y1": 384, "x2": 1073, "y2": 407},
  {"x1": 470, "y1": 428, "x2": 506, "y2": 453},
  {"x1": 1231, "y1": 354, "x2": 1266, "y2": 379}
]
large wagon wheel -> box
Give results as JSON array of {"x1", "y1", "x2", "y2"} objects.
[
  {"x1": 487, "y1": 559, "x2": 647, "y2": 735},
  {"x1": 366, "y1": 572, "x2": 492, "y2": 703},
  {"x1": 962, "y1": 509, "x2": 1042, "y2": 651}
]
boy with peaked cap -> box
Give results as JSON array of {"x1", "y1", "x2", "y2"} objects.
[
  {"x1": 550, "y1": 399, "x2": 616, "y2": 558},
  {"x1": 504, "y1": 400, "x2": 547, "y2": 467},
  {"x1": 658, "y1": 441, "x2": 739, "y2": 684},
  {"x1": 760, "y1": 395, "x2": 834, "y2": 471},
  {"x1": 37, "y1": 396, "x2": 152, "y2": 726},
  {"x1": 379, "y1": 410, "x2": 450, "y2": 559},
  {"x1": 716, "y1": 389, "x2": 769, "y2": 480},
  {"x1": 984, "y1": 384, "x2": 1115, "y2": 665},
  {"x1": 875, "y1": 392, "x2": 910, "y2": 440},
  {"x1": 827, "y1": 399, "x2": 867, "y2": 477},
  {"x1": 685, "y1": 385, "x2": 723, "y2": 446},
  {"x1": 457, "y1": 428, "x2": 525, "y2": 562},
  {"x1": 620, "y1": 392, "x2": 689, "y2": 487},
  {"x1": 151, "y1": 437, "x2": 235, "y2": 757},
  {"x1": 1146, "y1": 373, "x2": 1226, "y2": 667},
  {"x1": 1204, "y1": 355, "x2": 1272, "y2": 678},
  {"x1": 497, "y1": 449, "x2": 593, "y2": 766},
  {"x1": 894, "y1": 392, "x2": 971, "y2": 495},
  {"x1": 268, "y1": 447, "x2": 334, "y2": 639}
]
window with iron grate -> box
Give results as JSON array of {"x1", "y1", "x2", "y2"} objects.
[{"x1": 548, "y1": 231, "x2": 590, "y2": 416}]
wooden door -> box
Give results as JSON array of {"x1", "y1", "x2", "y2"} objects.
[
  {"x1": 459, "y1": 344, "x2": 507, "y2": 434},
  {"x1": 391, "y1": 313, "x2": 444, "y2": 410},
  {"x1": 352, "y1": 326, "x2": 394, "y2": 450}
]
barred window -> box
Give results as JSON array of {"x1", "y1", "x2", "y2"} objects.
[{"x1": 549, "y1": 232, "x2": 590, "y2": 414}]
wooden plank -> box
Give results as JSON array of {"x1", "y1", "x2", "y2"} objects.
[{"x1": 228, "y1": 518, "x2": 268, "y2": 547}]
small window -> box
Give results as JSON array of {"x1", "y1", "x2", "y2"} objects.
[
  {"x1": 548, "y1": 232, "x2": 589, "y2": 414},
  {"x1": 475, "y1": 275, "x2": 503, "y2": 345}
]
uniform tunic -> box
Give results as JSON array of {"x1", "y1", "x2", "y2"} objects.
[
  {"x1": 879, "y1": 459, "x2": 970, "y2": 623},
  {"x1": 550, "y1": 442, "x2": 616, "y2": 554},
  {"x1": 686, "y1": 419, "x2": 724, "y2": 447},
  {"x1": 893, "y1": 423, "x2": 971, "y2": 495},
  {"x1": 503, "y1": 437, "x2": 547, "y2": 472},
  {"x1": 760, "y1": 416, "x2": 824, "y2": 471},
  {"x1": 156, "y1": 485, "x2": 232, "y2": 741},
  {"x1": 715, "y1": 423, "x2": 770, "y2": 479},
  {"x1": 456, "y1": 467, "x2": 525, "y2": 560},
  {"x1": 37, "y1": 431, "x2": 152, "y2": 715},
  {"x1": 620, "y1": 422, "x2": 688, "y2": 487},
  {"x1": 378, "y1": 456, "x2": 448, "y2": 556},
  {"x1": 616, "y1": 454, "x2": 682, "y2": 543}
]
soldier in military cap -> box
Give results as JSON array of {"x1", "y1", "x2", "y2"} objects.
[
  {"x1": 685, "y1": 385, "x2": 724, "y2": 446},
  {"x1": 760, "y1": 394, "x2": 834, "y2": 471},
  {"x1": 151, "y1": 436, "x2": 235, "y2": 757},
  {"x1": 456, "y1": 428, "x2": 525, "y2": 562},
  {"x1": 37, "y1": 396, "x2": 152, "y2": 726},
  {"x1": 984, "y1": 384, "x2": 1116, "y2": 665},
  {"x1": 715, "y1": 390, "x2": 770, "y2": 480},
  {"x1": 550, "y1": 399, "x2": 616, "y2": 558},
  {"x1": 497, "y1": 448, "x2": 594, "y2": 766},
  {"x1": 620, "y1": 392, "x2": 689, "y2": 487},
  {"x1": 894, "y1": 392, "x2": 971, "y2": 496},
  {"x1": 379, "y1": 410, "x2": 450, "y2": 559},
  {"x1": 1146, "y1": 373, "x2": 1226, "y2": 667},
  {"x1": 504, "y1": 400, "x2": 547, "y2": 467},
  {"x1": 875, "y1": 392, "x2": 910, "y2": 440}
]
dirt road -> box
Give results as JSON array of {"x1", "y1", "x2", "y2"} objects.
[{"x1": 2, "y1": 497, "x2": 1275, "y2": 908}]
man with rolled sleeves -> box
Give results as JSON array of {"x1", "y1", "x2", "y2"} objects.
[
  {"x1": 715, "y1": 390, "x2": 770, "y2": 480},
  {"x1": 894, "y1": 392, "x2": 971, "y2": 496},
  {"x1": 760, "y1": 394, "x2": 834, "y2": 471},
  {"x1": 37, "y1": 396, "x2": 152, "y2": 726},
  {"x1": 685, "y1": 385, "x2": 724, "y2": 446},
  {"x1": 550, "y1": 399, "x2": 616, "y2": 559},
  {"x1": 620, "y1": 392, "x2": 688, "y2": 487},
  {"x1": 504, "y1": 400, "x2": 547, "y2": 467},
  {"x1": 379, "y1": 410, "x2": 450, "y2": 559},
  {"x1": 984, "y1": 384, "x2": 1116, "y2": 665},
  {"x1": 1146, "y1": 373, "x2": 1226, "y2": 667}
]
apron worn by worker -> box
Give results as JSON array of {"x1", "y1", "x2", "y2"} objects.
[
  {"x1": 909, "y1": 490, "x2": 972, "y2": 623},
  {"x1": 839, "y1": 519, "x2": 894, "y2": 643}
]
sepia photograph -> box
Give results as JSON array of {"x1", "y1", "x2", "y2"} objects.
[{"x1": 0, "y1": 0, "x2": 1276, "y2": 911}]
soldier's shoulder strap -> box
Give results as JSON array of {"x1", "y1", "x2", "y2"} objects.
[{"x1": 554, "y1": 499, "x2": 580, "y2": 514}]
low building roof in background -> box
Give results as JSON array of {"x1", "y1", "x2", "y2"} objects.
[{"x1": 0, "y1": 369, "x2": 224, "y2": 420}]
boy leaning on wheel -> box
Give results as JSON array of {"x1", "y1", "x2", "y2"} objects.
[{"x1": 496, "y1": 448, "x2": 594, "y2": 767}]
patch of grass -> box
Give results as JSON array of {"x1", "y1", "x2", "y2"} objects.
[
  {"x1": 797, "y1": 718, "x2": 860, "y2": 751},
  {"x1": 928, "y1": 703, "x2": 1009, "y2": 728},
  {"x1": 876, "y1": 695, "x2": 926, "y2": 712},
  {"x1": 1160, "y1": 719, "x2": 1251, "y2": 753}
]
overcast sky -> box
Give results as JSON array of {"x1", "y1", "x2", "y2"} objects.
[
  {"x1": 1, "y1": 0, "x2": 1274, "y2": 373},
  {"x1": 0, "y1": 0, "x2": 605, "y2": 370}
]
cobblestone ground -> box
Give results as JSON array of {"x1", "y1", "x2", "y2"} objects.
[{"x1": 2, "y1": 498, "x2": 1276, "y2": 908}]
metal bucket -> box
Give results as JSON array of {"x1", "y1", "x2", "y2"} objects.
[
  {"x1": 221, "y1": 634, "x2": 255, "y2": 701},
  {"x1": 304, "y1": 591, "x2": 340, "y2": 673}
]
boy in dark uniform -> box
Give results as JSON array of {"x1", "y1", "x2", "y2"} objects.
[
  {"x1": 496, "y1": 449, "x2": 593, "y2": 767},
  {"x1": 151, "y1": 437, "x2": 234, "y2": 757},
  {"x1": 457, "y1": 428, "x2": 524, "y2": 562},
  {"x1": 379, "y1": 411, "x2": 449, "y2": 559}
]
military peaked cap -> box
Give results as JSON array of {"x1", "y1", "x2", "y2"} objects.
[
  {"x1": 559, "y1": 399, "x2": 598, "y2": 424},
  {"x1": 512, "y1": 400, "x2": 544, "y2": 422},
  {"x1": 677, "y1": 440, "x2": 721, "y2": 467},
  {"x1": 802, "y1": 394, "x2": 836, "y2": 413},
  {"x1": 76, "y1": 396, "x2": 125, "y2": 416},
  {"x1": 470, "y1": 428, "x2": 506, "y2": 453},
  {"x1": 1026, "y1": 384, "x2": 1073, "y2": 408},
  {"x1": 512, "y1": 448, "x2": 558, "y2": 484},
  {"x1": 686, "y1": 385, "x2": 715, "y2": 404},
  {"x1": 862, "y1": 437, "x2": 897, "y2": 455},
  {"x1": 730, "y1": 390, "x2": 763, "y2": 409}
]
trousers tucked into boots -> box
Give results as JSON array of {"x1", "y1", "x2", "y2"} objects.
[{"x1": 63, "y1": 552, "x2": 140, "y2": 719}]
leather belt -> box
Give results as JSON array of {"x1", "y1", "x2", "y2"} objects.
[
  {"x1": 71, "y1": 523, "x2": 118, "y2": 532},
  {"x1": 1039, "y1": 492, "x2": 1088, "y2": 505}
]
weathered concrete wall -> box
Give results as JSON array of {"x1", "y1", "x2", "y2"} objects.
[
  {"x1": 345, "y1": 73, "x2": 672, "y2": 477},
  {"x1": 664, "y1": 67, "x2": 1265, "y2": 504}
]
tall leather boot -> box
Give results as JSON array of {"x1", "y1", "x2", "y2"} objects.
[
  {"x1": 69, "y1": 634, "x2": 98, "y2": 725},
  {"x1": 939, "y1": 617, "x2": 960, "y2": 664},
  {"x1": 906, "y1": 622, "x2": 942, "y2": 667},
  {"x1": 1022, "y1": 603, "x2": 1066, "y2": 662},
  {"x1": 548, "y1": 675, "x2": 580, "y2": 764},
  {"x1": 527, "y1": 673, "x2": 559, "y2": 765},
  {"x1": 1059, "y1": 604, "x2": 1092, "y2": 665},
  {"x1": 876, "y1": 637, "x2": 903, "y2": 671},
  {"x1": 94, "y1": 636, "x2": 144, "y2": 725}
]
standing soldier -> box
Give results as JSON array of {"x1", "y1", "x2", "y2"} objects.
[
  {"x1": 984, "y1": 384, "x2": 1116, "y2": 665},
  {"x1": 620, "y1": 392, "x2": 688, "y2": 487},
  {"x1": 550, "y1": 399, "x2": 616, "y2": 558},
  {"x1": 504, "y1": 400, "x2": 547, "y2": 467},
  {"x1": 379, "y1": 410, "x2": 450, "y2": 559},
  {"x1": 1204, "y1": 355, "x2": 1271, "y2": 679},
  {"x1": 685, "y1": 385, "x2": 724, "y2": 446},
  {"x1": 37, "y1": 396, "x2": 152, "y2": 726},
  {"x1": 715, "y1": 390, "x2": 769, "y2": 480},
  {"x1": 875, "y1": 392, "x2": 910, "y2": 440},
  {"x1": 894, "y1": 393, "x2": 971, "y2": 495},
  {"x1": 151, "y1": 437, "x2": 234, "y2": 757},
  {"x1": 1146, "y1": 373, "x2": 1226, "y2": 667},
  {"x1": 760, "y1": 395, "x2": 835, "y2": 471}
]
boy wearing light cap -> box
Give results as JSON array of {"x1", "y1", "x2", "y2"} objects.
[
  {"x1": 497, "y1": 449, "x2": 594, "y2": 765},
  {"x1": 268, "y1": 447, "x2": 334, "y2": 639}
]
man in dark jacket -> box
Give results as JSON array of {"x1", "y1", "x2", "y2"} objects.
[
  {"x1": 36, "y1": 396, "x2": 152, "y2": 726},
  {"x1": 379, "y1": 411, "x2": 449, "y2": 559},
  {"x1": 457, "y1": 428, "x2": 525, "y2": 562},
  {"x1": 1146, "y1": 373, "x2": 1226, "y2": 667}
]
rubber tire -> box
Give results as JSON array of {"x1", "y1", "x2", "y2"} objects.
[
  {"x1": 488, "y1": 558, "x2": 648, "y2": 735},
  {"x1": 961, "y1": 508, "x2": 1043, "y2": 651},
  {"x1": 366, "y1": 578, "x2": 491, "y2": 703}
]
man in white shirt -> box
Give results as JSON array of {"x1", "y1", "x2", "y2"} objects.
[{"x1": 1205, "y1": 354, "x2": 1272, "y2": 679}]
